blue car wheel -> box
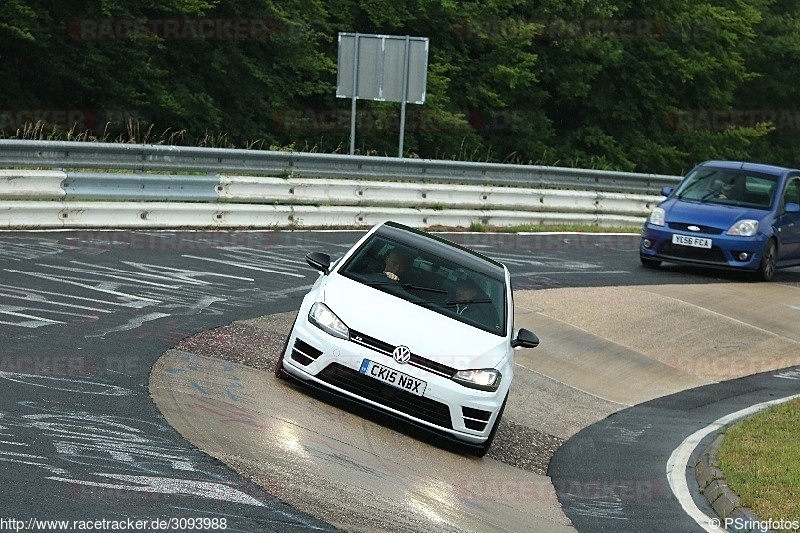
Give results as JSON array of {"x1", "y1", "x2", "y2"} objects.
[{"x1": 757, "y1": 239, "x2": 777, "y2": 281}]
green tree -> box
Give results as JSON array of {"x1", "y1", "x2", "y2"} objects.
[
  {"x1": 2, "y1": 0, "x2": 798, "y2": 175},
  {"x1": 530, "y1": 0, "x2": 768, "y2": 173},
  {"x1": 735, "y1": 0, "x2": 800, "y2": 169}
]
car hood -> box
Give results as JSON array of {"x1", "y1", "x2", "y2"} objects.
[
  {"x1": 322, "y1": 275, "x2": 508, "y2": 370},
  {"x1": 663, "y1": 198, "x2": 768, "y2": 229}
]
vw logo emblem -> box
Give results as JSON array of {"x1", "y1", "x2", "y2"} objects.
[
  {"x1": 392, "y1": 345, "x2": 411, "y2": 364},
  {"x1": 688, "y1": 225, "x2": 701, "y2": 232}
]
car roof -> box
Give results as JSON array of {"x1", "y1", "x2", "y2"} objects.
[
  {"x1": 375, "y1": 221, "x2": 506, "y2": 280},
  {"x1": 698, "y1": 160, "x2": 798, "y2": 177}
]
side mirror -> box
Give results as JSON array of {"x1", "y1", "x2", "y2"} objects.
[
  {"x1": 511, "y1": 328, "x2": 539, "y2": 349},
  {"x1": 785, "y1": 202, "x2": 800, "y2": 214},
  {"x1": 306, "y1": 252, "x2": 331, "y2": 274},
  {"x1": 661, "y1": 186, "x2": 674, "y2": 197}
]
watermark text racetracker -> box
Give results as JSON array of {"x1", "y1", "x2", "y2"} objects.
[
  {"x1": 454, "y1": 17, "x2": 718, "y2": 41},
  {"x1": 665, "y1": 109, "x2": 800, "y2": 132},
  {"x1": 0, "y1": 355, "x2": 97, "y2": 378},
  {"x1": 457, "y1": 477, "x2": 669, "y2": 503},
  {"x1": 69, "y1": 231, "x2": 277, "y2": 252},
  {"x1": 0, "y1": 516, "x2": 228, "y2": 531},
  {"x1": 69, "y1": 18, "x2": 280, "y2": 41}
]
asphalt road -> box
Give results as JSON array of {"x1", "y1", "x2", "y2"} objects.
[
  {"x1": 550, "y1": 368, "x2": 800, "y2": 532},
  {"x1": 2, "y1": 229, "x2": 799, "y2": 532},
  {"x1": 0, "y1": 231, "x2": 338, "y2": 531}
]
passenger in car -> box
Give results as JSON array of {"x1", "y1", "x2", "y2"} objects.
[
  {"x1": 382, "y1": 248, "x2": 413, "y2": 281},
  {"x1": 451, "y1": 277, "x2": 500, "y2": 331}
]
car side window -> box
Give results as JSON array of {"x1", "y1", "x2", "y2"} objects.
[{"x1": 784, "y1": 178, "x2": 800, "y2": 207}]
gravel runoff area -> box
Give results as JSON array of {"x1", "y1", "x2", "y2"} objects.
[{"x1": 174, "y1": 312, "x2": 564, "y2": 476}]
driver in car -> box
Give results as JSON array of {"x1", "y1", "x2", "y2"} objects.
[
  {"x1": 381, "y1": 248, "x2": 413, "y2": 281},
  {"x1": 715, "y1": 176, "x2": 744, "y2": 201}
]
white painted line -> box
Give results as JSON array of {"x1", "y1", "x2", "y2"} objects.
[
  {"x1": 512, "y1": 270, "x2": 629, "y2": 276},
  {"x1": 0, "y1": 283, "x2": 142, "y2": 309},
  {"x1": 4, "y1": 270, "x2": 160, "y2": 305},
  {"x1": 513, "y1": 232, "x2": 640, "y2": 236},
  {"x1": 45, "y1": 474, "x2": 266, "y2": 507},
  {"x1": 0, "y1": 308, "x2": 64, "y2": 327},
  {"x1": 183, "y1": 254, "x2": 306, "y2": 277},
  {"x1": 514, "y1": 362, "x2": 631, "y2": 407},
  {"x1": 643, "y1": 290, "x2": 800, "y2": 343},
  {"x1": 666, "y1": 393, "x2": 800, "y2": 532},
  {"x1": 0, "y1": 372, "x2": 134, "y2": 396},
  {"x1": 85, "y1": 311, "x2": 171, "y2": 338}
]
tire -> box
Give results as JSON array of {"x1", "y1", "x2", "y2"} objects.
[
  {"x1": 640, "y1": 256, "x2": 662, "y2": 269},
  {"x1": 274, "y1": 316, "x2": 298, "y2": 379},
  {"x1": 273, "y1": 341, "x2": 288, "y2": 378},
  {"x1": 474, "y1": 394, "x2": 508, "y2": 458},
  {"x1": 757, "y1": 239, "x2": 777, "y2": 281}
]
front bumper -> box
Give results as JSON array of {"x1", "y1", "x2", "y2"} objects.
[
  {"x1": 640, "y1": 224, "x2": 765, "y2": 271},
  {"x1": 280, "y1": 315, "x2": 510, "y2": 445}
]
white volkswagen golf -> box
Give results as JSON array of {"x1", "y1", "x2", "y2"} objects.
[{"x1": 275, "y1": 221, "x2": 539, "y2": 456}]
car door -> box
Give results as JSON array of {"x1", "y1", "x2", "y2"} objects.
[{"x1": 776, "y1": 176, "x2": 800, "y2": 262}]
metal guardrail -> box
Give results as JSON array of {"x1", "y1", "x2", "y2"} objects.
[
  {"x1": 0, "y1": 200, "x2": 652, "y2": 229},
  {"x1": 0, "y1": 140, "x2": 678, "y2": 229},
  {"x1": 0, "y1": 139, "x2": 681, "y2": 195}
]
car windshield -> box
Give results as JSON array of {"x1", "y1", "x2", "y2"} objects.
[
  {"x1": 673, "y1": 168, "x2": 779, "y2": 210},
  {"x1": 338, "y1": 234, "x2": 506, "y2": 335}
]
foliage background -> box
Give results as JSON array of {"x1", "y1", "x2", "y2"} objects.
[{"x1": 2, "y1": 0, "x2": 799, "y2": 175}]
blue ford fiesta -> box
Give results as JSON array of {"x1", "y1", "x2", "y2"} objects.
[{"x1": 640, "y1": 160, "x2": 800, "y2": 280}]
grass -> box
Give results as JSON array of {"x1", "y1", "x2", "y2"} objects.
[
  {"x1": 717, "y1": 398, "x2": 800, "y2": 527},
  {"x1": 2, "y1": 121, "x2": 627, "y2": 169}
]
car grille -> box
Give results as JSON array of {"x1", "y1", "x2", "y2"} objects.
[
  {"x1": 291, "y1": 339, "x2": 323, "y2": 366},
  {"x1": 462, "y1": 406, "x2": 492, "y2": 432},
  {"x1": 317, "y1": 363, "x2": 454, "y2": 429},
  {"x1": 349, "y1": 329, "x2": 457, "y2": 378},
  {"x1": 658, "y1": 242, "x2": 728, "y2": 264},
  {"x1": 667, "y1": 222, "x2": 724, "y2": 235}
]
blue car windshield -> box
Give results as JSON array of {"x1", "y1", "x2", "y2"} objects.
[
  {"x1": 338, "y1": 235, "x2": 507, "y2": 335},
  {"x1": 674, "y1": 169, "x2": 779, "y2": 209}
]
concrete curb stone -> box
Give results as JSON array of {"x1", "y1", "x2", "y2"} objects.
[{"x1": 695, "y1": 433, "x2": 775, "y2": 533}]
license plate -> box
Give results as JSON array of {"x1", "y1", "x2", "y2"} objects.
[
  {"x1": 359, "y1": 359, "x2": 427, "y2": 396},
  {"x1": 672, "y1": 234, "x2": 712, "y2": 249}
]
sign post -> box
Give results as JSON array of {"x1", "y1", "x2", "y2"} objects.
[{"x1": 337, "y1": 33, "x2": 429, "y2": 157}]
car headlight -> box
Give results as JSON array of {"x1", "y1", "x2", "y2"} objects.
[
  {"x1": 308, "y1": 302, "x2": 349, "y2": 339},
  {"x1": 648, "y1": 207, "x2": 666, "y2": 227},
  {"x1": 452, "y1": 368, "x2": 502, "y2": 392},
  {"x1": 726, "y1": 219, "x2": 759, "y2": 237}
]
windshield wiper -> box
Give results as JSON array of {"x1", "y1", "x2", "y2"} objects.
[
  {"x1": 365, "y1": 280, "x2": 447, "y2": 294},
  {"x1": 402, "y1": 284, "x2": 447, "y2": 294},
  {"x1": 444, "y1": 298, "x2": 492, "y2": 307},
  {"x1": 364, "y1": 281, "x2": 396, "y2": 286}
]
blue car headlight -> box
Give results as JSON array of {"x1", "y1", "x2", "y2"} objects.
[
  {"x1": 727, "y1": 219, "x2": 759, "y2": 237},
  {"x1": 648, "y1": 207, "x2": 666, "y2": 227}
]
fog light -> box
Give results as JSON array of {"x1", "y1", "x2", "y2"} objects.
[
  {"x1": 738, "y1": 252, "x2": 751, "y2": 261},
  {"x1": 643, "y1": 239, "x2": 653, "y2": 249}
]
